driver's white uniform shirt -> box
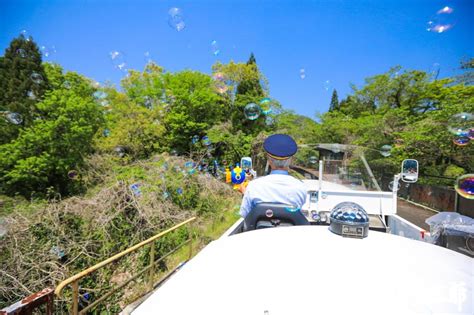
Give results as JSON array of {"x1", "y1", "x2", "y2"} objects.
[{"x1": 239, "y1": 170, "x2": 307, "y2": 218}]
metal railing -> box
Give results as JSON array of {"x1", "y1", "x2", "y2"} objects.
[{"x1": 54, "y1": 217, "x2": 196, "y2": 314}]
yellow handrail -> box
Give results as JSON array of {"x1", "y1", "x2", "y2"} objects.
[{"x1": 54, "y1": 216, "x2": 196, "y2": 313}]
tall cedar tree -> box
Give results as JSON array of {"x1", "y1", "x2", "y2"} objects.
[
  {"x1": 232, "y1": 53, "x2": 267, "y2": 135},
  {"x1": 0, "y1": 34, "x2": 48, "y2": 144},
  {"x1": 236, "y1": 53, "x2": 264, "y2": 97},
  {"x1": 329, "y1": 89, "x2": 339, "y2": 111}
]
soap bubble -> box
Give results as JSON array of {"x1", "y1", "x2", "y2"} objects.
[
  {"x1": 20, "y1": 29, "x2": 31, "y2": 41},
  {"x1": 455, "y1": 174, "x2": 474, "y2": 199},
  {"x1": 114, "y1": 146, "x2": 126, "y2": 158},
  {"x1": 284, "y1": 205, "x2": 301, "y2": 213},
  {"x1": 40, "y1": 45, "x2": 52, "y2": 58},
  {"x1": 168, "y1": 7, "x2": 186, "y2": 31},
  {"x1": 67, "y1": 170, "x2": 78, "y2": 180},
  {"x1": 27, "y1": 90, "x2": 36, "y2": 100},
  {"x1": 380, "y1": 145, "x2": 392, "y2": 157},
  {"x1": 109, "y1": 51, "x2": 127, "y2": 71},
  {"x1": 212, "y1": 72, "x2": 228, "y2": 94},
  {"x1": 430, "y1": 63, "x2": 440, "y2": 79},
  {"x1": 426, "y1": 6, "x2": 455, "y2": 33},
  {"x1": 16, "y1": 48, "x2": 27, "y2": 58},
  {"x1": 259, "y1": 98, "x2": 273, "y2": 115},
  {"x1": 211, "y1": 40, "x2": 220, "y2": 56},
  {"x1": 323, "y1": 80, "x2": 331, "y2": 91},
  {"x1": 388, "y1": 181, "x2": 401, "y2": 191},
  {"x1": 468, "y1": 129, "x2": 474, "y2": 140},
  {"x1": 453, "y1": 136, "x2": 469, "y2": 146},
  {"x1": 130, "y1": 183, "x2": 142, "y2": 196},
  {"x1": 299, "y1": 68, "x2": 306, "y2": 79},
  {"x1": 244, "y1": 103, "x2": 261, "y2": 120},
  {"x1": 144, "y1": 96, "x2": 154, "y2": 109},
  {"x1": 309, "y1": 156, "x2": 318, "y2": 164},
  {"x1": 1, "y1": 112, "x2": 23, "y2": 125},
  {"x1": 100, "y1": 99, "x2": 110, "y2": 107},
  {"x1": 448, "y1": 113, "x2": 473, "y2": 136},
  {"x1": 50, "y1": 245, "x2": 65, "y2": 259},
  {"x1": 191, "y1": 135, "x2": 200, "y2": 144},
  {"x1": 265, "y1": 116, "x2": 275, "y2": 126},
  {"x1": 144, "y1": 51, "x2": 153, "y2": 64},
  {"x1": 93, "y1": 91, "x2": 107, "y2": 99},
  {"x1": 30, "y1": 72, "x2": 43, "y2": 84},
  {"x1": 202, "y1": 136, "x2": 211, "y2": 146}
]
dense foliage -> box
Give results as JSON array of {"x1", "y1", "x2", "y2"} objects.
[{"x1": 315, "y1": 65, "x2": 474, "y2": 183}]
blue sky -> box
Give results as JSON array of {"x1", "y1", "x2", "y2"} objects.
[{"x1": 1, "y1": 0, "x2": 472, "y2": 118}]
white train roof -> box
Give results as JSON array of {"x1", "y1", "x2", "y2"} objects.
[{"x1": 133, "y1": 226, "x2": 472, "y2": 315}]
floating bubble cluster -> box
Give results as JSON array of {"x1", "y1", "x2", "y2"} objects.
[
  {"x1": 379, "y1": 145, "x2": 392, "y2": 157},
  {"x1": 455, "y1": 174, "x2": 474, "y2": 199},
  {"x1": 427, "y1": 6, "x2": 455, "y2": 33},
  {"x1": 212, "y1": 72, "x2": 228, "y2": 94},
  {"x1": 30, "y1": 72, "x2": 43, "y2": 84},
  {"x1": 1, "y1": 111, "x2": 23, "y2": 125},
  {"x1": 244, "y1": 103, "x2": 261, "y2": 120},
  {"x1": 109, "y1": 51, "x2": 127, "y2": 71},
  {"x1": 448, "y1": 112, "x2": 473, "y2": 137},
  {"x1": 168, "y1": 7, "x2": 186, "y2": 31},
  {"x1": 259, "y1": 98, "x2": 273, "y2": 115},
  {"x1": 211, "y1": 40, "x2": 220, "y2": 56},
  {"x1": 299, "y1": 68, "x2": 306, "y2": 79}
]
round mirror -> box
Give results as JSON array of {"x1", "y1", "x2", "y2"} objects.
[{"x1": 401, "y1": 159, "x2": 419, "y2": 183}]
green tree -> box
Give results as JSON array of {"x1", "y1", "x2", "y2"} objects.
[
  {"x1": 0, "y1": 34, "x2": 49, "y2": 144},
  {"x1": 236, "y1": 53, "x2": 264, "y2": 97},
  {"x1": 455, "y1": 57, "x2": 474, "y2": 85},
  {"x1": 329, "y1": 89, "x2": 339, "y2": 111},
  {"x1": 0, "y1": 64, "x2": 103, "y2": 196},
  {"x1": 163, "y1": 70, "x2": 225, "y2": 153}
]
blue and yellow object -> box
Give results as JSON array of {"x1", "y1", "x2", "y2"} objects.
[{"x1": 231, "y1": 166, "x2": 246, "y2": 184}]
